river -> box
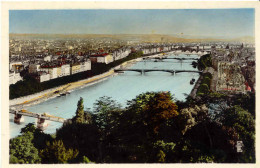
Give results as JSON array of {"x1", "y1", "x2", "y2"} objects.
[{"x1": 9, "y1": 53, "x2": 200, "y2": 138}]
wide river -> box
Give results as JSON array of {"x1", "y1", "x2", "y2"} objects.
[{"x1": 9, "y1": 53, "x2": 200, "y2": 138}]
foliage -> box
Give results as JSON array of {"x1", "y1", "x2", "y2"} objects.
[
  {"x1": 196, "y1": 72, "x2": 212, "y2": 96},
  {"x1": 81, "y1": 156, "x2": 92, "y2": 163},
  {"x1": 20, "y1": 123, "x2": 40, "y2": 134},
  {"x1": 10, "y1": 123, "x2": 53, "y2": 164},
  {"x1": 217, "y1": 105, "x2": 255, "y2": 162},
  {"x1": 127, "y1": 91, "x2": 178, "y2": 134},
  {"x1": 56, "y1": 122, "x2": 100, "y2": 161},
  {"x1": 40, "y1": 140, "x2": 79, "y2": 163},
  {"x1": 9, "y1": 75, "x2": 43, "y2": 99},
  {"x1": 197, "y1": 155, "x2": 215, "y2": 163},
  {"x1": 74, "y1": 97, "x2": 85, "y2": 123},
  {"x1": 20, "y1": 123, "x2": 53, "y2": 150},
  {"x1": 143, "y1": 92, "x2": 179, "y2": 133},
  {"x1": 10, "y1": 90, "x2": 255, "y2": 164},
  {"x1": 92, "y1": 96, "x2": 122, "y2": 131},
  {"x1": 10, "y1": 132, "x2": 41, "y2": 164},
  {"x1": 197, "y1": 54, "x2": 212, "y2": 70},
  {"x1": 177, "y1": 104, "x2": 208, "y2": 134},
  {"x1": 157, "y1": 150, "x2": 166, "y2": 163},
  {"x1": 151, "y1": 140, "x2": 176, "y2": 163}
]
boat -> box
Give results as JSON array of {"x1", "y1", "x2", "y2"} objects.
[
  {"x1": 190, "y1": 78, "x2": 195, "y2": 85},
  {"x1": 58, "y1": 92, "x2": 70, "y2": 97}
]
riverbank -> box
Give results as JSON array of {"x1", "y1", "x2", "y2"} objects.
[
  {"x1": 10, "y1": 69, "x2": 115, "y2": 108},
  {"x1": 10, "y1": 53, "x2": 165, "y2": 108}
]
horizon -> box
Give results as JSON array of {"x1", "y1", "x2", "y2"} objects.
[
  {"x1": 9, "y1": 33, "x2": 254, "y2": 41},
  {"x1": 10, "y1": 9, "x2": 255, "y2": 39}
]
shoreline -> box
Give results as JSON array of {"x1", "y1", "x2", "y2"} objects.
[
  {"x1": 9, "y1": 50, "x2": 199, "y2": 109},
  {"x1": 9, "y1": 53, "x2": 164, "y2": 109}
]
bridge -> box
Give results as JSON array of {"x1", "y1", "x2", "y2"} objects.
[
  {"x1": 143, "y1": 57, "x2": 199, "y2": 61},
  {"x1": 114, "y1": 68, "x2": 202, "y2": 75},
  {"x1": 10, "y1": 109, "x2": 66, "y2": 130}
]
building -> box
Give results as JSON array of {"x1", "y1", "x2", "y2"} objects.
[
  {"x1": 43, "y1": 55, "x2": 52, "y2": 62},
  {"x1": 80, "y1": 60, "x2": 91, "y2": 72},
  {"x1": 37, "y1": 71, "x2": 51, "y2": 82},
  {"x1": 9, "y1": 71, "x2": 22, "y2": 85},
  {"x1": 89, "y1": 53, "x2": 114, "y2": 64},
  {"x1": 40, "y1": 66, "x2": 58, "y2": 79},
  {"x1": 10, "y1": 62, "x2": 23, "y2": 72},
  {"x1": 61, "y1": 64, "x2": 71, "y2": 76},
  {"x1": 112, "y1": 48, "x2": 131, "y2": 61},
  {"x1": 71, "y1": 63, "x2": 81, "y2": 74},
  {"x1": 216, "y1": 62, "x2": 246, "y2": 93},
  {"x1": 57, "y1": 66, "x2": 62, "y2": 77}
]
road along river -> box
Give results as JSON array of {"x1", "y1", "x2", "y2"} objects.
[{"x1": 9, "y1": 53, "x2": 200, "y2": 138}]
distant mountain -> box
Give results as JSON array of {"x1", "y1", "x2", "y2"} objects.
[{"x1": 9, "y1": 33, "x2": 254, "y2": 43}]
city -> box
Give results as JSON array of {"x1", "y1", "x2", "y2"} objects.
[{"x1": 7, "y1": 9, "x2": 255, "y2": 164}]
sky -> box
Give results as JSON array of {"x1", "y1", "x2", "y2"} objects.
[{"x1": 9, "y1": 9, "x2": 255, "y2": 38}]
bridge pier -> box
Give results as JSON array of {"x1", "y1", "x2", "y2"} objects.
[
  {"x1": 14, "y1": 112, "x2": 24, "y2": 124},
  {"x1": 37, "y1": 117, "x2": 47, "y2": 130}
]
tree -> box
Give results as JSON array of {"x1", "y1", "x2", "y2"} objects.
[
  {"x1": 74, "y1": 97, "x2": 85, "y2": 123},
  {"x1": 93, "y1": 96, "x2": 122, "y2": 128},
  {"x1": 126, "y1": 92, "x2": 178, "y2": 134},
  {"x1": 20, "y1": 123, "x2": 40, "y2": 134},
  {"x1": 144, "y1": 92, "x2": 179, "y2": 134},
  {"x1": 20, "y1": 123, "x2": 53, "y2": 150},
  {"x1": 10, "y1": 132, "x2": 41, "y2": 164},
  {"x1": 40, "y1": 140, "x2": 79, "y2": 163},
  {"x1": 56, "y1": 123, "x2": 100, "y2": 162},
  {"x1": 92, "y1": 96, "x2": 122, "y2": 162},
  {"x1": 218, "y1": 105, "x2": 255, "y2": 162},
  {"x1": 151, "y1": 140, "x2": 176, "y2": 163},
  {"x1": 104, "y1": 92, "x2": 179, "y2": 163}
]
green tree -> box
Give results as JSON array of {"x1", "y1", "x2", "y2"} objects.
[
  {"x1": 197, "y1": 54, "x2": 212, "y2": 70},
  {"x1": 56, "y1": 123, "x2": 100, "y2": 162},
  {"x1": 92, "y1": 96, "x2": 122, "y2": 131},
  {"x1": 74, "y1": 97, "x2": 85, "y2": 123},
  {"x1": 10, "y1": 132, "x2": 41, "y2": 164},
  {"x1": 20, "y1": 123, "x2": 53, "y2": 150},
  {"x1": 92, "y1": 96, "x2": 122, "y2": 162},
  {"x1": 40, "y1": 140, "x2": 79, "y2": 163},
  {"x1": 20, "y1": 123, "x2": 40, "y2": 134},
  {"x1": 219, "y1": 105, "x2": 255, "y2": 162}
]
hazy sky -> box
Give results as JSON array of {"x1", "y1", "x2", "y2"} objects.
[{"x1": 9, "y1": 9, "x2": 254, "y2": 38}]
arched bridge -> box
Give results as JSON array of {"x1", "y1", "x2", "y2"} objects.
[
  {"x1": 114, "y1": 68, "x2": 202, "y2": 75},
  {"x1": 143, "y1": 57, "x2": 199, "y2": 61}
]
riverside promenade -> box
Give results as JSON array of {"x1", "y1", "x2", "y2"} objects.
[
  {"x1": 10, "y1": 69, "x2": 115, "y2": 108},
  {"x1": 189, "y1": 67, "x2": 215, "y2": 99}
]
